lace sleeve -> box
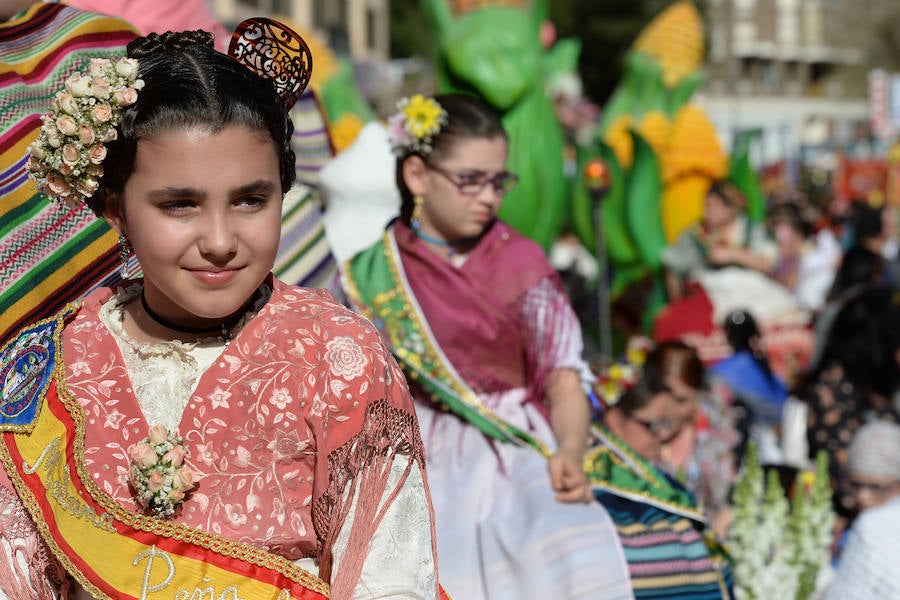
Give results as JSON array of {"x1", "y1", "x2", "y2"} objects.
[
  {"x1": 0, "y1": 474, "x2": 66, "y2": 600},
  {"x1": 520, "y1": 277, "x2": 594, "y2": 392},
  {"x1": 332, "y1": 455, "x2": 437, "y2": 599}
]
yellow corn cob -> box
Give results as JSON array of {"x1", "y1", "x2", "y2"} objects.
[
  {"x1": 637, "y1": 110, "x2": 671, "y2": 158},
  {"x1": 660, "y1": 173, "x2": 712, "y2": 242},
  {"x1": 633, "y1": 1, "x2": 704, "y2": 88},
  {"x1": 603, "y1": 113, "x2": 635, "y2": 168},
  {"x1": 661, "y1": 105, "x2": 727, "y2": 184}
]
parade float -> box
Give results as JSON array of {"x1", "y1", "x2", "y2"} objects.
[{"x1": 573, "y1": 2, "x2": 813, "y2": 374}]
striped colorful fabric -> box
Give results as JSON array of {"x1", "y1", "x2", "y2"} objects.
[
  {"x1": 589, "y1": 427, "x2": 734, "y2": 599},
  {"x1": 278, "y1": 90, "x2": 336, "y2": 289},
  {"x1": 598, "y1": 494, "x2": 733, "y2": 599},
  {"x1": 0, "y1": 3, "x2": 138, "y2": 344}
]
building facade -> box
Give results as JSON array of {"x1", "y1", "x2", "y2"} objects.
[{"x1": 698, "y1": 0, "x2": 871, "y2": 165}]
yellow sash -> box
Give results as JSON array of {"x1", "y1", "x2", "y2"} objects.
[{"x1": 0, "y1": 308, "x2": 330, "y2": 599}]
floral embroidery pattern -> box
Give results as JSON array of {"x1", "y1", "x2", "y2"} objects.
[
  {"x1": 324, "y1": 336, "x2": 368, "y2": 380},
  {"x1": 65, "y1": 284, "x2": 414, "y2": 561}
]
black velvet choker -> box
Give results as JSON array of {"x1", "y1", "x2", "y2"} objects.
[{"x1": 140, "y1": 290, "x2": 235, "y2": 338}]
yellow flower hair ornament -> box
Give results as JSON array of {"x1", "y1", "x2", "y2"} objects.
[
  {"x1": 590, "y1": 336, "x2": 653, "y2": 415},
  {"x1": 26, "y1": 57, "x2": 144, "y2": 208},
  {"x1": 387, "y1": 94, "x2": 448, "y2": 156}
]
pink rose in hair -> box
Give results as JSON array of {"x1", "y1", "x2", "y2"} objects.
[
  {"x1": 88, "y1": 58, "x2": 111, "y2": 77},
  {"x1": 61, "y1": 143, "x2": 80, "y2": 166},
  {"x1": 89, "y1": 144, "x2": 107, "y2": 165},
  {"x1": 91, "y1": 76, "x2": 111, "y2": 100},
  {"x1": 148, "y1": 424, "x2": 168, "y2": 444},
  {"x1": 45, "y1": 125, "x2": 62, "y2": 148},
  {"x1": 147, "y1": 471, "x2": 165, "y2": 493},
  {"x1": 29, "y1": 142, "x2": 46, "y2": 160},
  {"x1": 91, "y1": 103, "x2": 112, "y2": 124},
  {"x1": 58, "y1": 163, "x2": 73, "y2": 176},
  {"x1": 163, "y1": 445, "x2": 187, "y2": 468},
  {"x1": 115, "y1": 58, "x2": 139, "y2": 79},
  {"x1": 56, "y1": 92, "x2": 78, "y2": 116},
  {"x1": 167, "y1": 489, "x2": 185, "y2": 503},
  {"x1": 78, "y1": 178, "x2": 99, "y2": 196},
  {"x1": 78, "y1": 125, "x2": 95, "y2": 145},
  {"x1": 55, "y1": 115, "x2": 77, "y2": 136},
  {"x1": 65, "y1": 74, "x2": 91, "y2": 97},
  {"x1": 130, "y1": 443, "x2": 158, "y2": 469},
  {"x1": 46, "y1": 172, "x2": 70, "y2": 195},
  {"x1": 113, "y1": 87, "x2": 138, "y2": 107}
]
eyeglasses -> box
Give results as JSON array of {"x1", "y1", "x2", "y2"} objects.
[
  {"x1": 849, "y1": 479, "x2": 899, "y2": 495},
  {"x1": 627, "y1": 414, "x2": 680, "y2": 438},
  {"x1": 427, "y1": 163, "x2": 518, "y2": 196}
]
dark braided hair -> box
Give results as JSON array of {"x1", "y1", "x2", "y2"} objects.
[{"x1": 87, "y1": 30, "x2": 295, "y2": 215}]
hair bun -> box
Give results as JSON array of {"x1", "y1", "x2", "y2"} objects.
[{"x1": 128, "y1": 30, "x2": 215, "y2": 58}]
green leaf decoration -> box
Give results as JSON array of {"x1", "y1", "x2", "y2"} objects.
[
  {"x1": 728, "y1": 129, "x2": 766, "y2": 223},
  {"x1": 624, "y1": 131, "x2": 665, "y2": 270}
]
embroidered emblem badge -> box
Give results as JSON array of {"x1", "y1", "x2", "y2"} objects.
[{"x1": 0, "y1": 320, "x2": 58, "y2": 431}]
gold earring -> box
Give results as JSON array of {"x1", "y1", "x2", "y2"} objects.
[{"x1": 411, "y1": 195, "x2": 424, "y2": 229}]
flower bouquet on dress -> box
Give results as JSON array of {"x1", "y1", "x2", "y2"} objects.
[{"x1": 128, "y1": 424, "x2": 198, "y2": 518}]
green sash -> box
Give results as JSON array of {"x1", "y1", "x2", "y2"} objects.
[
  {"x1": 342, "y1": 231, "x2": 551, "y2": 457},
  {"x1": 586, "y1": 425, "x2": 705, "y2": 522}
]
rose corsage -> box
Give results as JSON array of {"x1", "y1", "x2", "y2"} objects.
[{"x1": 128, "y1": 424, "x2": 197, "y2": 518}]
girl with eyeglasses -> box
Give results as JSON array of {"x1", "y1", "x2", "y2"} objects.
[
  {"x1": 342, "y1": 93, "x2": 633, "y2": 599},
  {"x1": 587, "y1": 363, "x2": 735, "y2": 599}
]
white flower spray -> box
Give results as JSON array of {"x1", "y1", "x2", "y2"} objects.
[{"x1": 729, "y1": 443, "x2": 835, "y2": 600}]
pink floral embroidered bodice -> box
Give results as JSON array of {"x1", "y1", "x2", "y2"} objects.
[{"x1": 64, "y1": 279, "x2": 419, "y2": 563}]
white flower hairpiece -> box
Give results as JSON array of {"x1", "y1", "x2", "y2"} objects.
[
  {"x1": 387, "y1": 94, "x2": 448, "y2": 157},
  {"x1": 128, "y1": 424, "x2": 198, "y2": 518},
  {"x1": 26, "y1": 57, "x2": 144, "y2": 208}
]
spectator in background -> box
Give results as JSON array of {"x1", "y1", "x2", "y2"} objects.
[
  {"x1": 710, "y1": 309, "x2": 788, "y2": 465},
  {"x1": 826, "y1": 204, "x2": 888, "y2": 302},
  {"x1": 802, "y1": 286, "x2": 900, "y2": 519},
  {"x1": 769, "y1": 203, "x2": 840, "y2": 313},
  {"x1": 590, "y1": 364, "x2": 735, "y2": 599},
  {"x1": 823, "y1": 422, "x2": 900, "y2": 600},
  {"x1": 663, "y1": 181, "x2": 777, "y2": 303},
  {"x1": 882, "y1": 203, "x2": 900, "y2": 287}
]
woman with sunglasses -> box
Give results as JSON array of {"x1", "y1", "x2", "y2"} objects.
[
  {"x1": 342, "y1": 93, "x2": 632, "y2": 599},
  {"x1": 587, "y1": 363, "x2": 735, "y2": 599}
]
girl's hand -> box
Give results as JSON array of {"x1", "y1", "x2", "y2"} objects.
[{"x1": 548, "y1": 449, "x2": 591, "y2": 504}]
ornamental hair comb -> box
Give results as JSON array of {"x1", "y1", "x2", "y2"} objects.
[{"x1": 228, "y1": 18, "x2": 312, "y2": 109}]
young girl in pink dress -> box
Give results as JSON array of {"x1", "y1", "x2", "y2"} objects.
[{"x1": 0, "y1": 23, "x2": 440, "y2": 600}]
